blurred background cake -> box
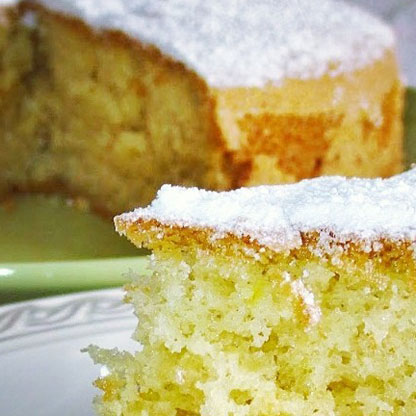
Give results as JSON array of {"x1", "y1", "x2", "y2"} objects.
[{"x1": 0, "y1": 0, "x2": 404, "y2": 214}]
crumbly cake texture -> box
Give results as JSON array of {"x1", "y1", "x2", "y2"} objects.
[
  {"x1": 34, "y1": 0, "x2": 394, "y2": 87},
  {"x1": 0, "y1": 0, "x2": 403, "y2": 213},
  {"x1": 88, "y1": 170, "x2": 416, "y2": 416}
]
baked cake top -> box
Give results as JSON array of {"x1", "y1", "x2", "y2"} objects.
[
  {"x1": 116, "y1": 169, "x2": 416, "y2": 251},
  {"x1": 32, "y1": 0, "x2": 394, "y2": 87}
]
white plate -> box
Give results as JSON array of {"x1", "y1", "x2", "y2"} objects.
[{"x1": 0, "y1": 289, "x2": 138, "y2": 416}]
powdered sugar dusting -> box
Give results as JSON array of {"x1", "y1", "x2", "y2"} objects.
[
  {"x1": 34, "y1": 0, "x2": 394, "y2": 87},
  {"x1": 282, "y1": 272, "x2": 321, "y2": 326},
  {"x1": 290, "y1": 279, "x2": 322, "y2": 326},
  {"x1": 116, "y1": 169, "x2": 416, "y2": 251}
]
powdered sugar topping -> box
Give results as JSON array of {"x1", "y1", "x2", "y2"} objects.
[
  {"x1": 35, "y1": 0, "x2": 394, "y2": 87},
  {"x1": 282, "y1": 272, "x2": 321, "y2": 326},
  {"x1": 116, "y1": 169, "x2": 416, "y2": 251}
]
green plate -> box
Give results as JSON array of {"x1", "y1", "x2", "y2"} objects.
[
  {"x1": 1, "y1": 88, "x2": 415, "y2": 304},
  {"x1": 0, "y1": 194, "x2": 148, "y2": 303}
]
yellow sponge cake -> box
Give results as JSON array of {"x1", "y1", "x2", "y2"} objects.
[
  {"x1": 0, "y1": 0, "x2": 404, "y2": 214},
  {"x1": 88, "y1": 168, "x2": 416, "y2": 415}
]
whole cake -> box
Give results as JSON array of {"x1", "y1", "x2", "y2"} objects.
[
  {"x1": 0, "y1": 0, "x2": 403, "y2": 214},
  {"x1": 88, "y1": 169, "x2": 416, "y2": 416}
]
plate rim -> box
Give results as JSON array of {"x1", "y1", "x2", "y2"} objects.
[{"x1": 0, "y1": 288, "x2": 134, "y2": 349}]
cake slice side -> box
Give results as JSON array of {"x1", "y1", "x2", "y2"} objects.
[{"x1": 89, "y1": 171, "x2": 416, "y2": 416}]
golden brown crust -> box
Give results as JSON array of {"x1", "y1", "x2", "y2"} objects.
[
  {"x1": 238, "y1": 112, "x2": 343, "y2": 181},
  {"x1": 211, "y1": 51, "x2": 404, "y2": 186},
  {"x1": 115, "y1": 217, "x2": 416, "y2": 284}
]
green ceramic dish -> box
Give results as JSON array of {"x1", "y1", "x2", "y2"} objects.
[
  {"x1": 0, "y1": 88, "x2": 415, "y2": 304},
  {"x1": 0, "y1": 257, "x2": 147, "y2": 303},
  {"x1": 0, "y1": 194, "x2": 148, "y2": 303}
]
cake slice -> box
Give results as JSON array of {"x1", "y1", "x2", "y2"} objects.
[{"x1": 88, "y1": 169, "x2": 416, "y2": 416}]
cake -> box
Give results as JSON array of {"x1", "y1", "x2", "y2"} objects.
[
  {"x1": 0, "y1": 0, "x2": 404, "y2": 214},
  {"x1": 88, "y1": 168, "x2": 416, "y2": 416}
]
